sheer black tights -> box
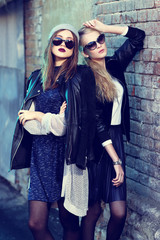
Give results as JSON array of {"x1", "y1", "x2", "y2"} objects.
[
  {"x1": 107, "y1": 201, "x2": 127, "y2": 240},
  {"x1": 80, "y1": 201, "x2": 126, "y2": 240},
  {"x1": 58, "y1": 198, "x2": 80, "y2": 240},
  {"x1": 28, "y1": 200, "x2": 54, "y2": 240},
  {"x1": 81, "y1": 202, "x2": 102, "y2": 240}
]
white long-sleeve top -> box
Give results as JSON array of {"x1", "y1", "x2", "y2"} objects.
[
  {"x1": 24, "y1": 101, "x2": 66, "y2": 136},
  {"x1": 111, "y1": 78, "x2": 124, "y2": 125}
]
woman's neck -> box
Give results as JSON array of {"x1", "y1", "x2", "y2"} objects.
[
  {"x1": 92, "y1": 57, "x2": 106, "y2": 69},
  {"x1": 55, "y1": 57, "x2": 66, "y2": 66}
]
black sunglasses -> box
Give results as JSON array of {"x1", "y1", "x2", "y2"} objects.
[
  {"x1": 52, "y1": 37, "x2": 75, "y2": 49},
  {"x1": 83, "y1": 33, "x2": 105, "y2": 53}
]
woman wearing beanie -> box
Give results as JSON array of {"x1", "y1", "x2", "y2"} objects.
[
  {"x1": 10, "y1": 24, "x2": 95, "y2": 240},
  {"x1": 79, "y1": 19, "x2": 145, "y2": 240}
]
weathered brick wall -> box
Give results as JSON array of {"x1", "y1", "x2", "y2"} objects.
[
  {"x1": 93, "y1": 0, "x2": 160, "y2": 239},
  {"x1": 24, "y1": 0, "x2": 43, "y2": 80}
]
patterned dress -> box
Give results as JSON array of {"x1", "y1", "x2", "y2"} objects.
[{"x1": 28, "y1": 87, "x2": 65, "y2": 202}]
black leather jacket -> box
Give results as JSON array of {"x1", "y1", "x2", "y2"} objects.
[
  {"x1": 10, "y1": 65, "x2": 96, "y2": 170},
  {"x1": 94, "y1": 26, "x2": 145, "y2": 159}
]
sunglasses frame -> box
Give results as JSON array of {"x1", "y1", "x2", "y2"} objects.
[
  {"x1": 83, "y1": 33, "x2": 105, "y2": 53},
  {"x1": 52, "y1": 37, "x2": 75, "y2": 50}
]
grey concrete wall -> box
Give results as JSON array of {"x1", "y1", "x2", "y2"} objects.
[{"x1": 0, "y1": 0, "x2": 25, "y2": 183}]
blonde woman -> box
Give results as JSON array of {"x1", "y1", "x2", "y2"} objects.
[{"x1": 79, "y1": 19, "x2": 145, "y2": 240}]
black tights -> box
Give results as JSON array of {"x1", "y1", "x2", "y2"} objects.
[
  {"x1": 81, "y1": 200, "x2": 127, "y2": 240},
  {"x1": 107, "y1": 201, "x2": 127, "y2": 240},
  {"x1": 58, "y1": 198, "x2": 80, "y2": 240},
  {"x1": 28, "y1": 199, "x2": 80, "y2": 240},
  {"x1": 81, "y1": 201, "x2": 102, "y2": 240},
  {"x1": 28, "y1": 200, "x2": 54, "y2": 240}
]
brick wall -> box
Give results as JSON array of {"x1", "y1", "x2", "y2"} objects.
[
  {"x1": 93, "y1": 0, "x2": 160, "y2": 239},
  {"x1": 24, "y1": 0, "x2": 43, "y2": 80}
]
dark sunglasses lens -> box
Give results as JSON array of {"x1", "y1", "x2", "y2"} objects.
[
  {"x1": 98, "y1": 34, "x2": 105, "y2": 44},
  {"x1": 86, "y1": 41, "x2": 97, "y2": 50},
  {"x1": 52, "y1": 39, "x2": 62, "y2": 46},
  {"x1": 65, "y1": 40, "x2": 74, "y2": 49}
]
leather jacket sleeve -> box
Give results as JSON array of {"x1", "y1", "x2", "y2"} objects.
[
  {"x1": 10, "y1": 70, "x2": 42, "y2": 170},
  {"x1": 114, "y1": 26, "x2": 145, "y2": 71}
]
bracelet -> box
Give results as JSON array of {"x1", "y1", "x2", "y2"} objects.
[{"x1": 113, "y1": 159, "x2": 122, "y2": 165}]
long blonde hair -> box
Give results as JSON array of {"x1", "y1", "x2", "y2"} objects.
[
  {"x1": 79, "y1": 27, "x2": 117, "y2": 102},
  {"x1": 41, "y1": 30, "x2": 78, "y2": 90}
]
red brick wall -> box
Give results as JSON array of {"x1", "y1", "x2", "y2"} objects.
[{"x1": 24, "y1": 0, "x2": 43, "y2": 80}]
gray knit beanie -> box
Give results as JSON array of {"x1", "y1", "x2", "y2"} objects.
[{"x1": 48, "y1": 24, "x2": 79, "y2": 42}]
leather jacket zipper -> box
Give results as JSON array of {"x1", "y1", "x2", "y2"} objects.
[
  {"x1": 23, "y1": 71, "x2": 41, "y2": 105},
  {"x1": 66, "y1": 139, "x2": 72, "y2": 163},
  {"x1": 23, "y1": 90, "x2": 41, "y2": 105}
]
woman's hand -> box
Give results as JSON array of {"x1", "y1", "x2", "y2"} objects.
[
  {"x1": 59, "y1": 101, "x2": 67, "y2": 114},
  {"x1": 104, "y1": 143, "x2": 124, "y2": 187},
  {"x1": 83, "y1": 19, "x2": 106, "y2": 32},
  {"x1": 83, "y1": 19, "x2": 127, "y2": 35},
  {"x1": 18, "y1": 110, "x2": 44, "y2": 125},
  {"x1": 112, "y1": 164, "x2": 124, "y2": 187}
]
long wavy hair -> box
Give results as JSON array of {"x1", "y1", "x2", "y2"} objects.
[
  {"x1": 41, "y1": 29, "x2": 79, "y2": 90},
  {"x1": 79, "y1": 27, "x2": 117, "y2": 102}
]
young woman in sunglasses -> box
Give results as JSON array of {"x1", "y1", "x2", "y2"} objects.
[
  {"x1": 10, "y1": 24, "x2": 95, "y2": 240},
  {"x1": 79, "y1": 19, "x2": 145, "y2": 240}
]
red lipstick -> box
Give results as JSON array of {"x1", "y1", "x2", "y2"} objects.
[{"x1": 58, "y1": 48, "x2": 66, "y2": 52}]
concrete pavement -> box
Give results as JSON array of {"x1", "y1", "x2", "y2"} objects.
[{"x1": 0, "y1": 176, "x2": 63, "y2": 240}]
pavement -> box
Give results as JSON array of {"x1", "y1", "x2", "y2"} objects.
[{"x1": 0, "y1": 176, "x2": 63, "y2": 240}]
